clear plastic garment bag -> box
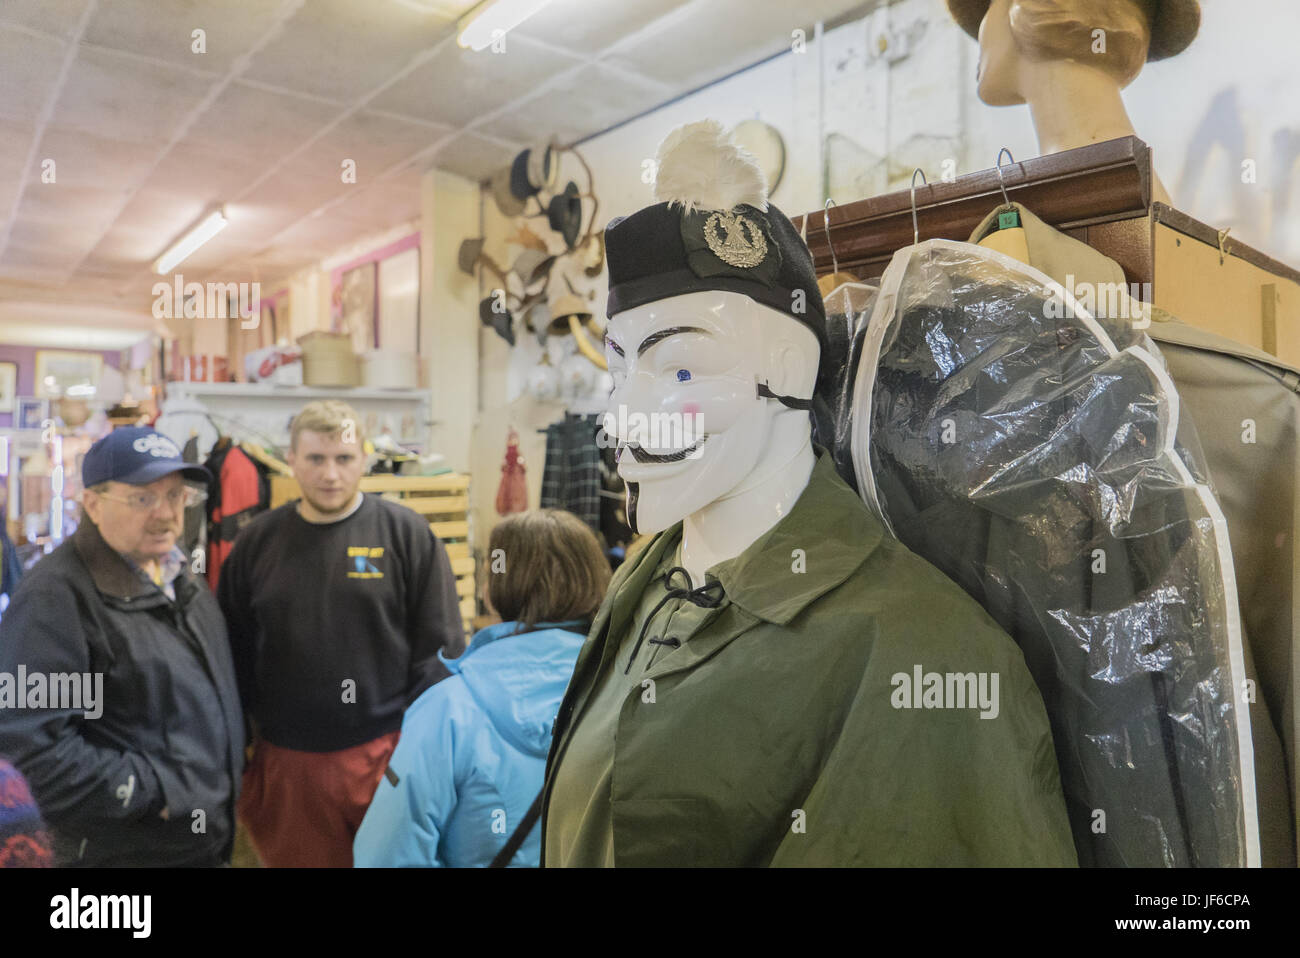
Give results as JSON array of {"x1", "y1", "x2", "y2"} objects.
[{"x1": 836, "y1": 238, "x2": 1258, "y2": 867}]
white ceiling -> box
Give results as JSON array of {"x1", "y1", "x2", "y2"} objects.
[{"x1": 0, "y1": 0, "x2": 870, "y2": 337}]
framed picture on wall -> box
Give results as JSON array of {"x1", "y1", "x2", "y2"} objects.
[
  {"x1": 341, "y1": 262, "x2": 377, "y2": 355},
  {"x1": 16, "y1": 397, "x2": 48, "y2": 431},
  {"x1": 0, "y1": 362, "x2": 16, "y2": 413},
  {"x1": 34, "y1": 350, "x2": 103, "y2": 399}
]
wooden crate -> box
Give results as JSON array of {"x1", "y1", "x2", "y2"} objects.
[{"x1": 270, "y1": 473, "x2": 475, "y2": 636}]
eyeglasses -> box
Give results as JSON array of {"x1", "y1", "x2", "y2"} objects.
[{"x1": 94, "y1": 486, "x2": 207, "y2": 512}]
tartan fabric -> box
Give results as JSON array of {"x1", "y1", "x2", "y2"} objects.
[{"x1": 540, "y1": 414, "x2": 603, "y2": 533}]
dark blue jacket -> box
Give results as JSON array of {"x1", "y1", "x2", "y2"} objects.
[{"x1": 0, "y1": 519, "x2": 244, "y2": 866}]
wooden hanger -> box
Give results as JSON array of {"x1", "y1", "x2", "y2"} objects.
[{"x1": 238, "y1": 441, "x2": 293, "y2": 476}]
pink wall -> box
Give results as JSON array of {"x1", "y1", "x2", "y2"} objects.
[{"x1": 0, "y1": 344, "x2": 121, "y2": 428}]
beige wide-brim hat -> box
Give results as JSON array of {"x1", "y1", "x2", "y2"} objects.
[
  {"x1": 547, "y1": 292, "x2": 592, "y2": 332},
  {"x1": 945, "y1": 0, "x2": 1199, "y2": 61}
]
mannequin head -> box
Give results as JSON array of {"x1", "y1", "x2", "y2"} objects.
[
  {"x1": 604, "y1": 290, "x2": 818, "y2": 534},
  {"x1": 977, "y1": 0, "x2": 1153, "y2": 105},
  {"x1": 601, "y1": 120, "x2": 828, "y2": 543}
]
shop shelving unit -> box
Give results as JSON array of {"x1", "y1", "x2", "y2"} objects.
[{"x1": 164, "y1": 381, "x2": 432, "y2": 449}]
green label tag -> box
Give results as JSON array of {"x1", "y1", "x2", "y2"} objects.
[{"x1": 998, "y1": 209, "x2": 1021, "y2": 230}]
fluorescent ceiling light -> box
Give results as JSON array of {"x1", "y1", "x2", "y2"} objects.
[
  {"x1": 457, "y1": 0, "x2": 555, "y2": 51},
  {"x1": 391, "y1": 0, "x2": 463, "y2": 13},
  {"x1": 154, "y1": 208, "x2": 228, "y2": 274}
]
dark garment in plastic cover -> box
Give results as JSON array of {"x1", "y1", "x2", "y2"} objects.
[{"x1": 840, "y1": 239, "x2": 1258, "y2": 867}]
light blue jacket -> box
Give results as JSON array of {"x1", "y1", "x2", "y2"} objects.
[{"x1": 354, "y1": 620, "x2": 586, "y2": 867}]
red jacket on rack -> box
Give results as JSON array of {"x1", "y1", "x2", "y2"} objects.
[{"x1": 205, "y1": 442, "x2": 269, "y2": 592}]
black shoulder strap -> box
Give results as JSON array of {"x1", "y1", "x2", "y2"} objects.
[{"x1": 489, "y1": 788, "x2": 544, "y2": 868}]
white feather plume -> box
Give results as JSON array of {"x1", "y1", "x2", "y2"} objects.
[{"x1": 653, "y1": 119, "x2": 769, "y2": 214}]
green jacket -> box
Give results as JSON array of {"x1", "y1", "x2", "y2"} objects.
[{"x1": 540, "y1": 446, "x2": 1078, "y2": 866}]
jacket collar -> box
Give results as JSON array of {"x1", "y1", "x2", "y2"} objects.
[
  {"x1": 620, "y1": 444, "x2": 884, "y2": 628},
  {"x1": 73, "y1": 518, "x2": 154, "y2": 600},
  {"x1": 444, "y1": 619, "x2": 588, "y2": 670},
  {"x1": 72, "y1": 518, "x2": 191, "y2": 604},
  {"x1": 714, "y1": 445, "x2": 883, "y2": 624},
  {"x1": 967, "y1": 201, "x2": 1127, "y2": 295}
]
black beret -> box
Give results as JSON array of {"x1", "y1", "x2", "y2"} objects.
[{"x1": 605, "y1": 200, "x2": 829, "y2": 387}]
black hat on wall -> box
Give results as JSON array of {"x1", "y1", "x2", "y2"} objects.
[
  {"x1": 547, "y1": 182, "x2": 583, "y2": 250},
  {"x1": 508, "y1": 150, "x2": 534, "y2": 201},
  {"x1": 508, "y1": 143, "x2": 558, "y2": 201},
  {"x1": 479, "y1": 294, "x2": 516, "y2": 346}
]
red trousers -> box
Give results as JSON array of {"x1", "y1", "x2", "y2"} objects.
[{"x1": 238, "y1": 731, "x2": 400, "y2": 868}]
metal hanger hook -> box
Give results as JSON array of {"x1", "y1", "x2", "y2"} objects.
[
  {"x1": 995, "y1": 147, "x2": 1016, "y2": 210},
  {"x1": 909, "y1": 169, "x2": 927, "y2": 246},
  {"x1": 823, "y1": 198, "x2": 840, "y2": 275}
]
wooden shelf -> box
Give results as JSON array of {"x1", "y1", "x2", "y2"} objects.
[
  {"x1": 799, "y1": 135, "x2": 1300, "y2": 364},
  {"x1": 801, "y1": 136, "x2": 1154, "y2": 280},
  {"x1": 167, "y1": 382, "x2": 429, "y2": 401}
]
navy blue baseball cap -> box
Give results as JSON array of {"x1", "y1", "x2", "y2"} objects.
[{"x1": 82, "y1": 427, "x2": 211, "y2": 487}]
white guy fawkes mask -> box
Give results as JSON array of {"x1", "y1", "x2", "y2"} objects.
[{"x1": 603, "y1": 289, "x2": 818, "y2": 534}]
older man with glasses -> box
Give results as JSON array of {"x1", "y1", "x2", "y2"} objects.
[{"x1": 0, "y1": 427, "x2": 244, "y2": 867}]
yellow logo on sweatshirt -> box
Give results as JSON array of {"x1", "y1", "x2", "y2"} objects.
[{"x1": 347, "y1": 546, "x2": 385, "y2": 579}]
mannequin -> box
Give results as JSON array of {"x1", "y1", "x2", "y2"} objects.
[
  {"x1": 604, "y1": 290, "x2": 818, "y2": 584},
  {"x1": 956, "y1": 0, "x2": 1202, "y2": 205},
  {"x1": 536, "y1": 120, "x2": 1079, "y2": 868}
]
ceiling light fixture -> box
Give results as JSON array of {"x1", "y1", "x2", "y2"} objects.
[
  {"x1": 153, "y1": 207, "x2": 228, "y2": 275},
  {"x1": 457, "y1": 0, "x2": 555, "y2": 52}
]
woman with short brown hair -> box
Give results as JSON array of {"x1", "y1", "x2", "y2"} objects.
[
  {"x1": 484, "y1": 508, "x2": 611, "y2": 631},
  {"x1": 354, "y1": 509, "x2": 609, "y2": 867}
]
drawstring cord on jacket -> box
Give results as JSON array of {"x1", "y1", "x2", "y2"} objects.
[{"x1": 624, "y1": 566, "x2": 725, "y2": 675}]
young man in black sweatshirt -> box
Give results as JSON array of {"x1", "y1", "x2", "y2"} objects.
[{"x1": 218, "y1": 400, "x2": 465, "y2": 867}]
